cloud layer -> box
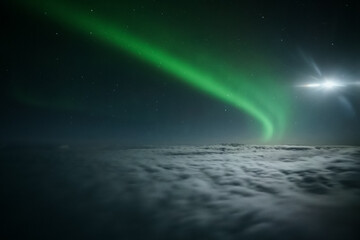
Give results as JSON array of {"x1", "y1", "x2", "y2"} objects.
[{"x1": 1, "y1": 144, "x2": 360, "y2": 239}]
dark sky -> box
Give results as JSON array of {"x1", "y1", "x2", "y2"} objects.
[{"x1": 1, "y1": 0, "x2": 360, "y2": 145}]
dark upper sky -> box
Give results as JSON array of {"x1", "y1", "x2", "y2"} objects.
[{"x1": 1, "y1": 0, "x2": 360, "y2": 145}]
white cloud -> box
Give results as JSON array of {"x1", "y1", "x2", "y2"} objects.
[{"x1": 2, "y1": 145, "x2": 360, "y2": 239}]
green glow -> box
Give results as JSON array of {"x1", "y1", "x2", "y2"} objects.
[{"x1": 15, "y1": 0, "x2": 291, "y2": 141}]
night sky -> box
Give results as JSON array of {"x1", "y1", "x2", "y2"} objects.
[{"x1": 1, "y1": 0, "x2": 360, "y2": 145}]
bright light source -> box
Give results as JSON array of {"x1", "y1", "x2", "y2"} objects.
[
  {"x1": 322, "y1": 80, "x2": 337, "y2": 89},
  {"x1": 297, "y1": 76, "x2": 360, "y2": 91},
  {"x1": 298, "y1": 78, "x2": 345, "y2": 90}
]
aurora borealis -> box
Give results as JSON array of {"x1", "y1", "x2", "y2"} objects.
[
  {"x1": 1, "y1": 0, "x2": 360, "y2": 144},
  {"x1": 2, "y1": 1, "x2": 360, "y2": 239},
  {"x1": 11, "y1": 0, "x2": 290, "y2": 142}
]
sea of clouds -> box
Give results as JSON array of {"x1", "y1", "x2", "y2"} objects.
[{"x1": 1, "y1": 144, "x2": 360, "y2": 239}]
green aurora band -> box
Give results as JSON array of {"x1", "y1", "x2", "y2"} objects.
[{"x1": 16, "y1": 0, "x2": 290, "y2": 141}]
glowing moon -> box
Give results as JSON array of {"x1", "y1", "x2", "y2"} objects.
[{"x1": 298, "y1": 78, "x2": 345, "y2": 90}]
